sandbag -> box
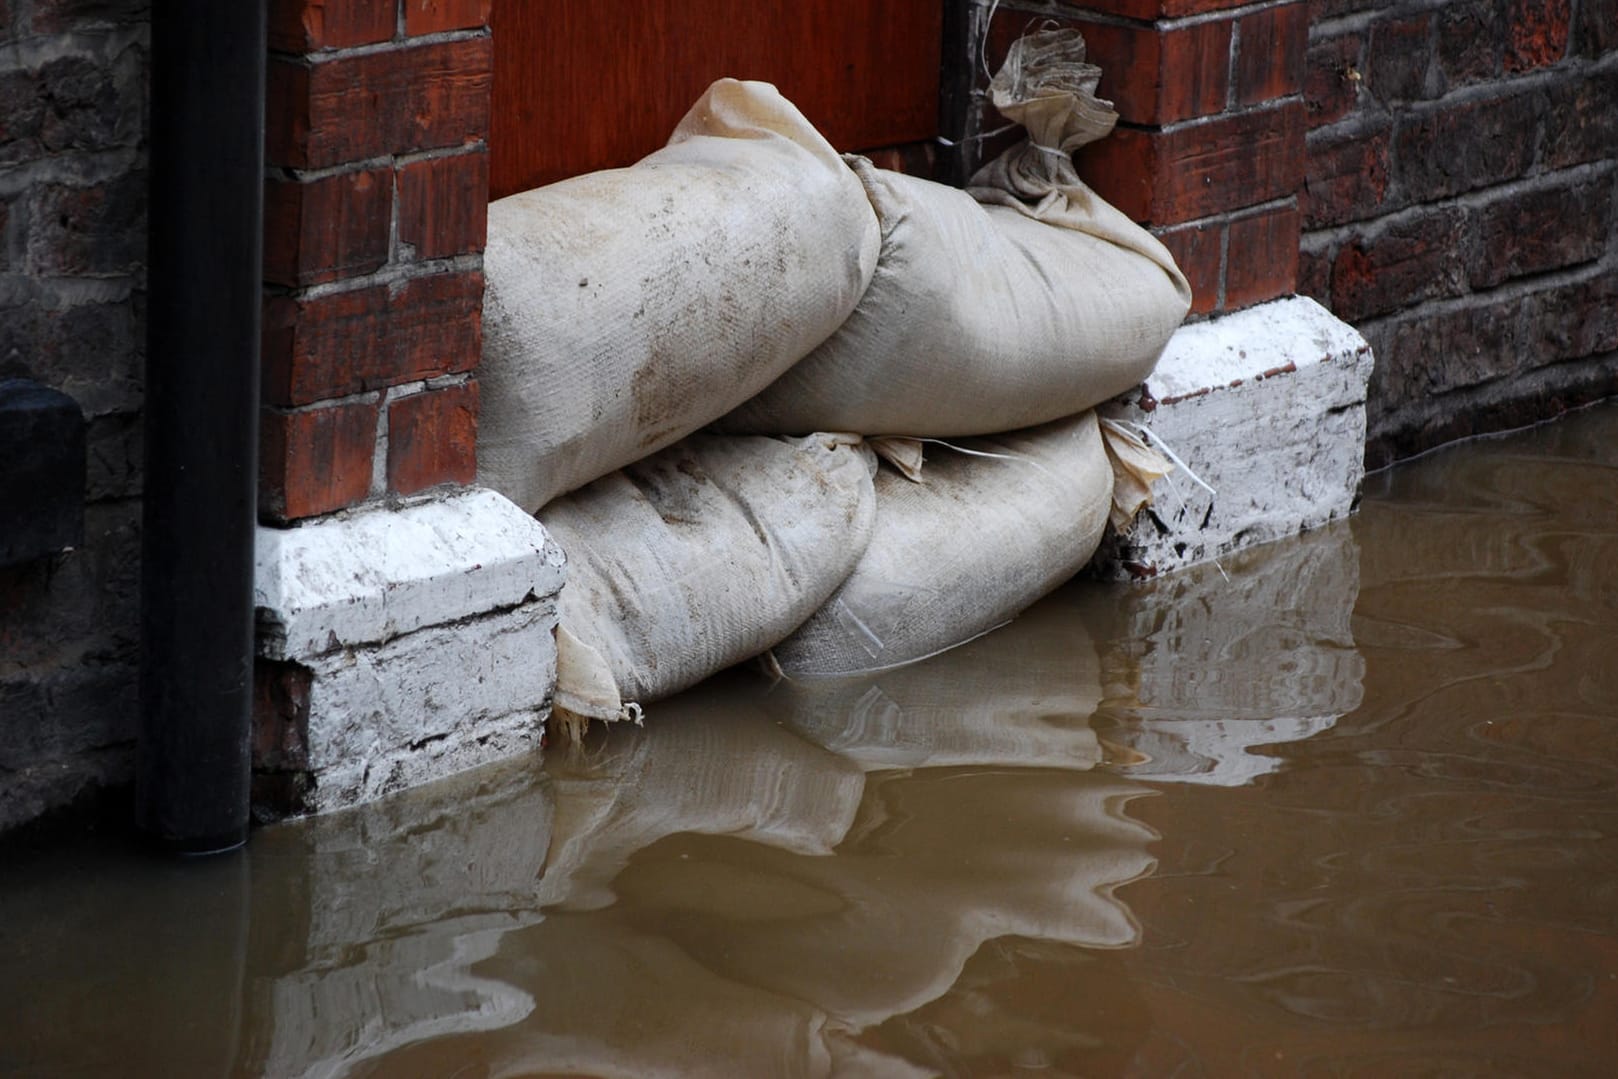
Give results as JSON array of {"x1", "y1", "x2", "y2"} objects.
[
  {"x1": 540, "y1": 432, "x2": 877, "y2": 735},
  {"x1": 716, "y1": 159, "x2": 1188, "y2": 436},
  {"x1": 771, "y1": 410, "x2": 1112, "y2": 677},
  {"x1": 478, "y1": 79, "x2": 881, "y2": 511}
]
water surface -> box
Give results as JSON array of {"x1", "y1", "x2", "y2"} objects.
[{"x1": 3, "y1": 402, "x2": 1616, "y2": 1076}]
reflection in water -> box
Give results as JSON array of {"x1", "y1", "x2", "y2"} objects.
[{"x1": 4, "y1": 402, "x2": 1618, "y2": 1076}]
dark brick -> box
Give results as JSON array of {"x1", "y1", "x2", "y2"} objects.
[
  {"x1": 1436, "y1": 0, "x2": 1502, "y2": 88},
  {"x1": 1368, "y1": 14, "x2": 1438, "y2": 103},
  {"x1": 263, "y1": 167, "x2": 391, "y2": 287},
  {"x1": 28, "y1": 0, "x2": 149, "y2": 33},
  {"x1": 1078, "y1": 101, "x2": 1306, "y2": 225},
  {"x1": 1235, "y1": 3, "x2": 1307, "y2": 107},
  {"x1": 1393, "y1": 87, "x2": 1542, "y2": 201},
  {"x1": 1298, "y1": 239, "x2": 1330, "y2": 305},
  {"x1": 0, "y1": 200, "x2": 8, "y2": 272},
  {"x1": 0, "y1": 0, "x2": 13, "y2": 43},
  {"x1": 404, "y1": 0, "x2": 488, "y2": 36},
  {"x1": 25, "y1": 171, "x2": 146, "y2": 276},
  {"x1": 1308, "y1": 0, "x2": 1382, "y2": 18},
  {"x1": 0, "y1": 501, "x2": 139, "y2": 671},
  {"x1": 268, "y1": 0, "x2": 396, "y2": 52},
  {"x1": 35, "y1": 298, "x2": 142, "y2": 414},
  {"x1": 1368, "y1": 294, "x2": 1529, "y2": 412},
  {"x1": 1504, "y1": 0, "x2": 1571, "y2": 72},
  {"x1": 1330, "y1": 207, "x2": 1469, "y2": 321},
  {"x1": 84, "y1": 411, "x2": 141, "y2": 501},
  {"x1": 1154, "y1": 220, "x2": 1222, "y2": 316},
  {"x1": 387, "y1": 381, "x2": 478, "y2": 495},
  {"x1": 1521, "y1": 266, "x2": 1618, "y2": 363},
  {"x1": 1224, "y1": 204, "x2": 1300, "y2": 309},
  {"x1": 1575, "y1": 0, "x2": 1618, "y2": 57},
  {"x1": 1543, "y1": 70, "x2": 1618, "y2": 171},
  {"x1": 397, "y1": 151, "x2": 488, "y2": 259},
  {"x1": 1302, "y1": 124, "x2": 1392, "y2": 228},
  {"x1": 259, "y1": 399, "x2": 379, "y2": 522},
  {"x1": 1306, "y1": 31, "x2": 1365, "y2": 128},
  {"x1": 267, "y1": 38, "x2": 492, "y2": 170},
  {"x1": 1471, "y1": 175, "x2": 1614, "y2": 289},
  {"x1": 262, "y1": 271, "x2": 482, "y2": 405},
  {"x1": 252, "y1": 660, "x2": 312, "y2": 774},
  {"x1": 0, "y1": 68, "x2": 47, "y2": 165}
]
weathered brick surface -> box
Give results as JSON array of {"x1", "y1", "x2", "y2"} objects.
[
  {"x1": 1436, "y1": 1, "x2": 1503, "y2": 88},
  {"x1": 1542, "y1": 70, "x2": 1618, "y2": 171},
  {"x1": 1329, "y1": 207, "x2": 1469, "y2": 321},
  {"x1": 262, "y1": 271, "x2": 482, "y2": 405},
  {"x1": 260, "y1": 400, "x2": 380, "y2": 523},
  {"x1": 263, "y1": 167, "x2": 391, "y2": 287},
  {"x1": 1303, "y1": 123, "x2": 1392, "y2": 227},
  {"x1": 1504, "y1": 0, "x2": 1571, "y2": 73},
  {"x1": 387, "y1": 381, "x2": 479, "y2": 495},
  {"x1": 397, "y1": 151, "x2": 489, "y2": 259},
  {"x1": 29, "y1": 0, "x2": 149, "y2": 33},
  {"x1": 1470, "y1": 173, "x2": 1614, "y2": 289},
  {"x1": 1080, "y1": 102, "x2": 1306, "y2": 225},
  {"x1": 1367, "y1": 14, "x2": 1436, "y2": 103},
  {"x1": 404, "y1": 0, "x2": 489, "y2": 37},
  {"x1": 267, "y1": 37, "x2": 492, "y2": 170},
  {"x1": 269, "y1": 0, "x2": 396, "y2": 52},
  {"x1": 1392, "y1": 86, "x2": 1542, "y2": 202},
  {"x1": 1155, "y1": 221, "x2": 1222, "y2": 315},
  {"x1": 1306, "y1": 31, "x2": 1363, "y2": 126},
  {"x1": 1235, "y1": 3, "x2": 1308, "y2": 107},
  {"x1": 1224, "y1": 204, "x2": 1300, "y2": 309},
  {"x1": 1575, "y1": 0, "x2": 1618, "y2": 57},
  {"x1": 25, "y1": 173, "x2": 146, "y2": 275}
]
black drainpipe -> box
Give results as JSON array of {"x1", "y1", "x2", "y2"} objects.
[{"x1": 137, "y1": 0, "x2": 266, "y2": 853}]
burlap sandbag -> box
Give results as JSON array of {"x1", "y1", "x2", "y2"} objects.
[
  {"x1": 478, "y1": 79, "x2": 881, "y2": 512},
  {"x1": 771, "y1": 411, "x2": 1112, "y2": 677},
  {"x1": 716, "y1": 32, "x2": 1189, "y2": 438},
  {"x1": 540, "y1": 432, "x2": 877, "y2": 736}
]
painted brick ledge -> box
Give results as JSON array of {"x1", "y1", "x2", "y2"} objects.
[
  {"x1": 252, "y1": 487, "x2": 565, "y2": 818},
  {"x1": 1091, "y1": 295, "x2": 1375, "y2": 580}
]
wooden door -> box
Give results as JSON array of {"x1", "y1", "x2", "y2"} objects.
[{"x1": 490, "y1": 1, "x2": 943, "y2": 198}]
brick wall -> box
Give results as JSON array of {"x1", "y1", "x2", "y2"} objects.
[
  {"x1": 1302, "y1": 0, "x2": 1618, "y2": 465},
  {"x1": 943, "y1": 0, "x2": 1309, "y2": 318},
  {"x1": 0, "y1": 0, "x2": 149, "y2": 833},
  {"x1": 261, "y1": 0, "x2": 490, "y2": 523}
]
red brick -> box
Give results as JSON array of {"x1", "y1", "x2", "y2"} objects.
[
  {"x1": 262, "y1": 272, "x2": 483, "y2": 406},
  {"x1": 1302, "y1": 124, "x2": 1391, "y2": 228},
  {"x1": 397, "y1": 151, "x2": 489, "y2": 259},
  {"x1": 404, "y1": 0, "x2": 488, "y2": 36},
  {"x1": 1298, "y1": 240, "x2": 1330, "y2": 305},
  {"x1": 860, "y1": 141, "x2": 939, "y2": 179},
  {"x1": 1234, "y1": 3, "x2": 1307, "y2": 107},
  {"x1": 387, "y1": 382, "x2": 478, "y2": 494},
  {"x1": 1523, "y1": 267, "x2": 1618, "y2": 362},
  {"x1": 1306, "y1": 32, "x2": 1364, "y2": 128},
  {"x1": 1153, "y1": 221, "x2": 1222, "y2": 316},
  {"x1": 1224, "y1": 204, "x2": 1300, "y2": 310},
  {"x1": 1436, "y1": 1, "x2": 1503, "y2": 87},
  {"x1": 1470, "y1": 175, "x2": 1614, "y2": 289},
  {"x1": 260, "y1": 399, "x2": 379, "y2": 522},
  {"x1": 268, "y1": 0, "x2": 396, "y2": 52},
  {"x1": 267, "y1": 38, "x2": 492, "y2": 170},
  {"x1": 1078, "y1": 101, "x2": 1306, "y2": 225},
  {"x1": 1393, "y1": 87, "x2": 1542, "y2": 201},
  {"x1": 263, "y1": 167, "x2": 390, "y2": 287},
  {"x1": 1006, "y1": 15, "x2": 1231, "y2": 126},
  {"x1": 1505, "y1": 0, "x2": 1571, "y2": 72},
  {"x1": 1329, "y1": 208, "x2": 1469, "y2": 322},
  {"x1": 1367, "y1": 14, "x2": 1436, "y2": 103},
  {"x1": 252, "y1": 659, "x2": 311, "y2": 773}
]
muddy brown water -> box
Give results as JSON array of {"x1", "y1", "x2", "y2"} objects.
[{"x1": 3, "y1": 402, "x2": 1617, "y2": 1077}]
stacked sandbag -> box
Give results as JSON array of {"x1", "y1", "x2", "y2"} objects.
[
  {"x1": 716, "y1": 30, "x2": 1190, "y2": 438},
  {"x1": 771, "y1": 411, "x2": 1113, "y2": 678},
  {"x1": 478, "y1": 79, "x2": 881, "y2": 512},
  {"x1": 539, "y1": 432, "x2": 877, "y2": 736}
]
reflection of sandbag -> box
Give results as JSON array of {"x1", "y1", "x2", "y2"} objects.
[
  {"x1": 718, "y1": 157, "x2": 1188, "y2": 436},
  {"x1": 477, "y1": 79, "x2": 881, "y2": 511},
  {"x1": 540, "y1": 433, "x2": 877, "y2": 733},
  {"x1": 771, "y1": 584, "x2": 1105, "y2": 772},
  {"x1": 773, "y1": 411, "x2": 1112, "y2": 677}
]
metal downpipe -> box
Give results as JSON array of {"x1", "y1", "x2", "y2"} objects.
[{"x1": 137, "y1": 1, "x2": 266, "y2": 853}]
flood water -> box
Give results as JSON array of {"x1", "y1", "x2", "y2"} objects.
[{"x1": 4, "y1": 401, "x2": 1617, "y2": 1077}]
